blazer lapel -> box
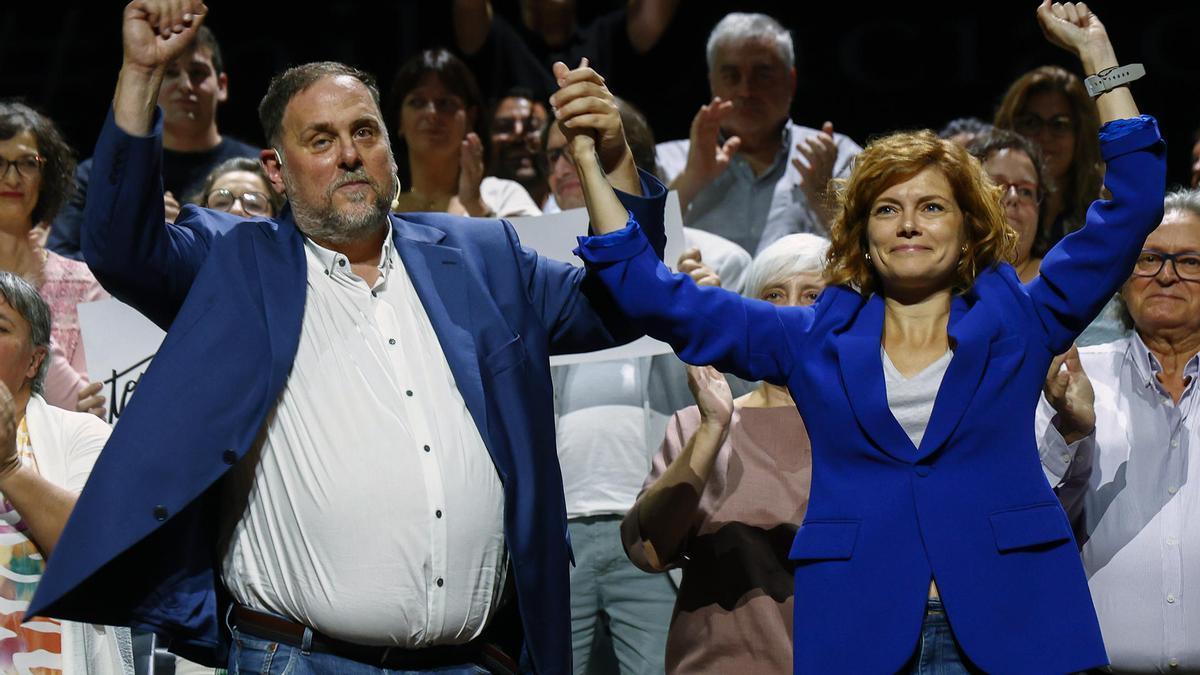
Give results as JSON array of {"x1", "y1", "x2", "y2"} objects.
[
  {"x1": 915, "y1": 290, "x2": 1001, "y2": 461},
  {"x1": 390, "y1": 216, "x2": 490, "y2": 444},
  {"x1": 252, "y1": 206, "x2": 307, "y2": 397},
  {"x1": 835, "y1": 293, "x2": 918, "y2": 462}
]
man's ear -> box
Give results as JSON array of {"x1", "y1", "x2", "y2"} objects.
[
  {"x1": 217, "y1": 72, "x2": 230, "y2": 104},
  {"x1": 261, "y1": 148, "x2": 287, "y2": 195}
]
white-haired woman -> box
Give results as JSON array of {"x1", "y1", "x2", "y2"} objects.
[{"x1": 620, "y1": 233, "x2": 828, "y2": 675}]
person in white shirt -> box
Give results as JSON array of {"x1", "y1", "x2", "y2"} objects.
[{"x1": 1040, "y1": 187, "x2": 1200, "y2": 673}]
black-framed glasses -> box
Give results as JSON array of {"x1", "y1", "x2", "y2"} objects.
[
  {"x1": 997, "y1": 181, "x2": 1043, "y2": 207},
  {"x1": 1014, "y1": 113, "x2": 1075, "y2": 138},
  {"x1": 206, "y1": 188, "x2": 273, "y2": 216},
  {"x1": 0, "y1": 155, "x2": 44, "y2": 180},
  {"x1": 1133, "y1": 249, "x2": 1200, "y2": 280}
]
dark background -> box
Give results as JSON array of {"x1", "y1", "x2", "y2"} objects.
[{"x1": 3, "y1": 1, "x2": 1198, "y2": 187}]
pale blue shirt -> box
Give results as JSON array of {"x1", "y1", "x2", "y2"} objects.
[
  {"x1": 1039, "y1": 333, "x2": 1200, "y2": 673},
  {"x1": 656, "y1": 120, "x2": 861, "y2": 255}
]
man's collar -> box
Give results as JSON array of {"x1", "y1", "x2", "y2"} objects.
[
  {"x1": 1126, "y1": 331, "x2": 1200, "y2": 393},
  {"x1": 304, "y1": 224, "x2": 395, "y2": 278}
]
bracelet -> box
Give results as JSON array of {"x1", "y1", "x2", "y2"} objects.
[{"x1": 1084, "y1": 64, "x2": 1145, "y2": 98}]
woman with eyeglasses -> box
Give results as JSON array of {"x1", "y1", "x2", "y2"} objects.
[
  {"x1": 968, "y1": 129, "x2": 1049, "y2": 283},
  {"x1": 0, "y1": 101, "x2": 109, "y2": 417},
  {"x1": 191, "y1": 157, "x2": 282, "y2": 219},
  {"x1": 386, "y1": 49, "x2": 540, "y2": 219},
  {"x1": 995, "y1": 65, "x2": 1104, "y2": 256}
]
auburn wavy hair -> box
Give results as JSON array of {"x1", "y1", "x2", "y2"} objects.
[{"x1": 825, "y1": 130, "x2": 1018, "y2": 296}]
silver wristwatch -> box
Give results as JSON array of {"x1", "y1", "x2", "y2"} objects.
[{"x1": 1084, "y1": 64, "x2": 1145, "y2": 98}]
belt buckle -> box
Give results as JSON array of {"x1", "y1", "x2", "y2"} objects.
[{"x1": 378, "y1": 646, "x2": 393, "y2": 666}]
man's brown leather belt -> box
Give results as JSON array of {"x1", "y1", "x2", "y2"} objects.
[{"x1": 232, "y1": 605, "x2": 518, "y2": 673}]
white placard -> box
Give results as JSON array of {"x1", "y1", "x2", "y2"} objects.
[
  {"x1": 78, "y1": 298, "x2": 166, "y2": 424},
  {"x1": 509, "y1": 192, "x2": 685, "y2": 366}
]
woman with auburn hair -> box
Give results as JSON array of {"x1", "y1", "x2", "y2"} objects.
[
  {"x1": 567, "y1": 3, "x2": 1164, "y2": 673},
  {"x1": 995, "y1": 64, "x2": 1104, "y2": 255}
]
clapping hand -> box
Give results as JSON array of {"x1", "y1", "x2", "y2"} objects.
[
  {"x1": 677, "y1": 248, "x2": 721, "y2": 288},
  {"x1": 454, "y1": 130, "x2": 491, "y2": 217},
  {"x1": 1044, "y1": 345, "x2": 1096, "y2": 444},
  {"x1": 685, "y1": 98, "x2": 742, "y2": 188},
  {"x1": 687, "y1": 365, "x2": 733, "y2": 430},
  {"x1": 792, "y1": 122, "x2": 839, "y2": 227},
  {"x1": 0, "y1": 382, "x2": 20, "y2": 481}
]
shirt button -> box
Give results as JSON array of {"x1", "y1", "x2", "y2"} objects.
[
  {"x1": 1060, "y1": 453, "x2": 1071, "y2": 463},
  {"x1": 389, "y1": 338, "x2": 396, "y2": 345},
  {"x1": 406, "y1": 390, "x2": 413, "y2": 397},
  {"x1": 222, "y1": 449, "x2": 237, "y2": 465},
  {"x1": 436, "y1": 578, "x2": 444, "y2": 587},
  {"x1": 1168, "y1": 486, "x2": 1179, "y2": 495},
  {"x1": 424, "y1": 445, "x2": 431, "y2": 452},
  {"x1": 1171, "y1": 439, "x2": 1179, "y2": 448},
  {"x1": 435, "y1": 510, "x2": 443, "y2": 518},
  {"x1": 914, "y1": 465, "x2": 931, "y2": 477},
  {"x1": 338, "y1": 259, "x2": 346, "y2": 266},
  {"x1": 1167, "y1": 594, "x2": 1177, "y2": 604},
  {"x1": 1167, "y1": 536, "x2": 1178, "y2": 546},
  {"x1": 371, "y1": 291, "x2": 378, "y2": 298},
  {"x1": 1169, "y1": 658, "x2": 1180, "y2": 668},
  {"x1": 153, "y1": 505, "x2": 169, "y2": 522}
]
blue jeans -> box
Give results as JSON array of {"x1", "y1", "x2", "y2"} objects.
[
  {"x1": 903, "y1": 599, "x2": 984, "y2": 675},
  {"x1": 568, "y1": 515, "x2": 674, "y2": 675},
  {"x1": 227, "y1": 627, "x2": 493, "y2": 675}
]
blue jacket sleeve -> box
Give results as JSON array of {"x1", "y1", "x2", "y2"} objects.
[
  {"x1": 82, "y1": 108, "x2": 237, "y2": 330},
  {"x1": 575, "y1": 219, "x2": 808, "y2": 384},
  {"x1": 518, "y1": 169, "x2": 671, "y2": 354},
  {"x1": 1026, "y1": 115, "x2": 1166, "y2": 354},
  {"x1": 47, "y1": 160, "x2": 89, "y2": 261}
]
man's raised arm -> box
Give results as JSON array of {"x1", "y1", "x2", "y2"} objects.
[{"x1": 84, "y1": 0, "x2": 222, "y2": 329}]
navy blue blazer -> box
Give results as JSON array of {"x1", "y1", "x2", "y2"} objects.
[
  {"x1": 28, "y1": 109, "x2": 667, "y2": 674},
  {"x1": 576, "y1": 117, "x2": 1165, "y2": 674}
]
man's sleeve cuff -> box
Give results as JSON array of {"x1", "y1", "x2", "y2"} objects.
[
  {"x1": 1098, "y1": 114, "x2": 1162, "y2": 163},
  {"x1": 574, "y1": 217, "x2": 648, "y2": 263}
]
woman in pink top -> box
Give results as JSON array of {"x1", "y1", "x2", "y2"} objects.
[
  {"x1": 621, "y1": 233, "x2": 828, "y2": 674},
  {"x1": 0, "y1": 102, "x2": 108, "y2": 414}
]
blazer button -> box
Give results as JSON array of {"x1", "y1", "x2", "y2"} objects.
[
  {"x1": 914, "y1": 465, "x2": 932, "y2": 477},
  {"x1": 153, "y1": 505, "x2": 169, "y2": 522},
  {"x1": 222, "y1": 449, "x2": 237, "y2": 465}
]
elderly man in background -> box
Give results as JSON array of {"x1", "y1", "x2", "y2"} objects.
[
  {"x1": 1039, "y1": 188, "x2": 1200, "y2": 674},
  {"x1": 655, "y1": 12, "x2": 861, "y2": 255},
  {"x1": 0, "y1": 271, "x2": 133, "y2": 674}
]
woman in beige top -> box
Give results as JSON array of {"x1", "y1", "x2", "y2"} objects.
[{"x1": 621, "y1": 233, "x2": 828, "y2": 674}]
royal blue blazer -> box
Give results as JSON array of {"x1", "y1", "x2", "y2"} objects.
[
  {"x1": 28, "y1": 109, "x2": 667, "y2": 675},
  {"x1": 575, "y1": 116, "x2": 1165, "y2": 674}
]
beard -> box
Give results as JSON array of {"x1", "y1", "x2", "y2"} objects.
[{"x1": 284, "y1": 165, "x2": 393, "y2": 245}]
